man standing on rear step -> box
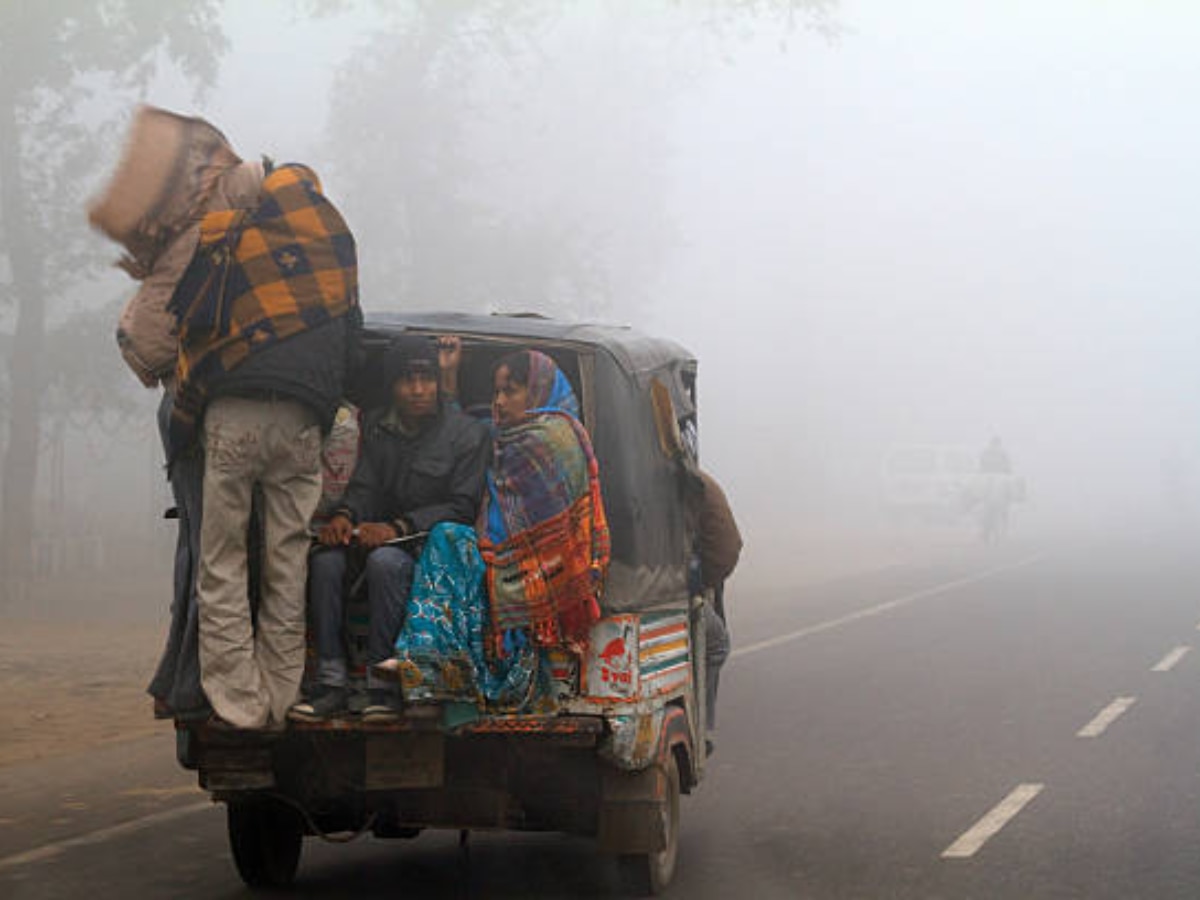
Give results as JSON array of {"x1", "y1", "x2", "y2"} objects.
[
  {"x1": 290, "y1": 335, "x2": 489, "y2": 724},
  {"x1": 165, "y1": 161, "x2": 360, "y2": 732}
]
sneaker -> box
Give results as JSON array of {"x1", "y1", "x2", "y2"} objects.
[
  {"x1": 361, "y1": 689, "x2": 402, "y2": 724},
  {"x1": 288, "y1": 686, "x2": 349, "y2": 722},
  {"x1": 372, "y1": 658, "x2": 402, "y2": 682}
]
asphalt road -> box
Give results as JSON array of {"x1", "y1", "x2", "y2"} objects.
[{"x1": 3, "y1": 537, "x2": 1199, "y2": 899}]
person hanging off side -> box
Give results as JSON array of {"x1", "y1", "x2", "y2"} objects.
[
  {"x1": 87, "y1": 107, "x2": 362, "y2": 731},
  {"x1": 89, "y1": 108, "x2": 267, "y2": 723},
  {"x1": 170, "y1": 160, "x2": 361, "y2": 731},
  {"x1": 695, "y1": 469, "x2": 742, "y2": 754}
]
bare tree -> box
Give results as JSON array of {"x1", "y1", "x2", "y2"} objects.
[
  {"x1": 320, "y1": 0, "x2": 837, "y2": 320},
  {"x1": 0, "y1": 2, "x2": 225, "y2": 595}
]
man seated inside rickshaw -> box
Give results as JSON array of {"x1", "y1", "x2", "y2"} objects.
[
  {"x1": 289, "y1": 336, "x2": 490, "y2": 723},
  {"x1": 379, "y1": 349, "x2": 610, "y2": 710}
]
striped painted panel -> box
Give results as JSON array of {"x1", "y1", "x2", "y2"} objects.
[{"x1": 638, "y1": 612, "x2": 691, "y2": 696}]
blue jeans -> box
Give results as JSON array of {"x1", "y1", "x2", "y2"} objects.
[
  {"x1": 309, "y1": 545, "x2": 415, "y2": 690},
  {"x1": 704, "y1": 588, "x2": 731, "y2": 731}
]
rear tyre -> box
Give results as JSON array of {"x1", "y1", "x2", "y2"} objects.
[
  {"x1": 227, "y1": 796, "x2": 304, "y2": 889},
  {"x1": 618, "y1": 751, "x2": 681, "y2": 896}
]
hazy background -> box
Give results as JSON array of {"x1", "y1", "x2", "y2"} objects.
[{"x1": 2, "y1": 0, "x2": 1198, "y2": 614}]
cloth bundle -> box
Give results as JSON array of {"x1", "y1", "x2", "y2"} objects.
[
  {"x1": 313, "y1": 403, "x2": 362, "y2": 527},
  {"x1": 88, "y1": 106, "x2": 247, "y2": 386},
  {"x1": 391, "y1": 524, "x2": 537, "y2": 709}
]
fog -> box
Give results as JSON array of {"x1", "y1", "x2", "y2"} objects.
[
  {"x1": 2, "y1": 0, "x2": 1199, "y2": 612},
  {"x1": 655, "y1": 2, "x2": 1200, "y2": 546}
]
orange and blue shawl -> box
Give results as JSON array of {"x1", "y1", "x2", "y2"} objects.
[{"x1": 478, "y1": 352, "x2": 610, "y2": 653}]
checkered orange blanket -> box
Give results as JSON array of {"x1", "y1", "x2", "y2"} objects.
[{"x1": 167, "y1": 163, "x2": 358, "y2": 455}]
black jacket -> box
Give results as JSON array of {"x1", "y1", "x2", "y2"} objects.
[
  {"x1": 338, "y1": 404, "x2": 490, "y2": 533},
  {"x1": 210, "y1": 314, "x2": 359, "y2": 433}
]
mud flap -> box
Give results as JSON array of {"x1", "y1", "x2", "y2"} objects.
[
  {"x1": 199, "y1": 745, "x2": 276, "y2": 791},
  {"x1": 194, "y1": 727, "x2": 279, "y2": 791},
  {"x1": 597, "y1": 763, "x2": 668, "y2": 853}
]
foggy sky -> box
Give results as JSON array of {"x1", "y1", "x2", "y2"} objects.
[
  {"x1": 51, "y1": 1, "x2": 1200, "y2": 551},
  {"x1": 651, "y1": 1, "x2": 1200, "y2": 533}
]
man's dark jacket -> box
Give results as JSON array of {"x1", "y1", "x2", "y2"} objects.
[
  {"x1": 337, "y1": 404, "x2": 490, "y2": 533},
  {"x1": 698, "y1": 470, "x2": 742, "y2": 589},
  {"x1": 211, "y1": 316, "x2": 357, "y2": 435}
]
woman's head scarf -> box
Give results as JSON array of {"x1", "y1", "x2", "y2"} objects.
[{"x1": 521, "y1": 351, "x2": 580, "y2": 420}]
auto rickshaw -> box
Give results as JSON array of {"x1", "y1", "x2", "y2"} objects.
[{"x1": 178, "y1": 312, "x2": 709, "y2": 895}]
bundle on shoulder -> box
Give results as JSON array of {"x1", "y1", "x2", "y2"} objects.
[{"x1": 89, "y1": 106, "x2": 262, "y2": 387}]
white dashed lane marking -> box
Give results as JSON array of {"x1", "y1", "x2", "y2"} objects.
[
  {"x1": 733, "y1": 554, "x2": 1046, "y2": 660},
  {"x1": 1076, "y1": 696, "x2": 1137, "y2": 738},
  {"x1": 1151, "y1": 645, "x2": 1191, "y2": 673},
  {"x1": 942, "y1": 783, "x2": 1045, "y2": 860}
]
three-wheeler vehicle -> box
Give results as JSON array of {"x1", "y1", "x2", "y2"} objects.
[{"x1": 177, "y1": 312, "x2": 710, "y2": 895}]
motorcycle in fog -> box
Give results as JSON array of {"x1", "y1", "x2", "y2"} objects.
[{"x1": 964, "y1": 473, "x2": 1023, "y2": 544}]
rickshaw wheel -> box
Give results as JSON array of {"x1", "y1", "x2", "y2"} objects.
[
  {"x1": 619, "y1": 750, "x2": 681, "y2": 896},
  {"x1": 227, "y1": 796, "x2": 304, "y2": 889}
]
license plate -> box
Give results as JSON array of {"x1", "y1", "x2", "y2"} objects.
[{"x1": 365, "y1": 733, "x2": 444, "y2": 789}]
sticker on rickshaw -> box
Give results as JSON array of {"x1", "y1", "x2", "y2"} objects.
[{"x1": 585, "y1": 616, "x2": 639, "y2": 698}]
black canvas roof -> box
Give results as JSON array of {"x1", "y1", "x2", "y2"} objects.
[
  {"x1": 364, "y1": 311, "x2": 695, "y2": 382},
  {"x1": 362, "y1": 310, "x2": 700, "y2": 613}
]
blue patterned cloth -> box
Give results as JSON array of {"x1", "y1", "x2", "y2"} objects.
[{"x1": 391, "y1": 523, "x2": 536, "y2": 709}]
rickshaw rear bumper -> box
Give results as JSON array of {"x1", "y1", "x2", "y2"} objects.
[{"x1": 184, "y1": 709, "x2": 687, "y2": 850}]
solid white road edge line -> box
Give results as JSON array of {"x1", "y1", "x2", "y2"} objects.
[
  {"x1": 942, "y1": 783, "x2": 1045, "y2": 859},
  {"x1": 731, "y1": 553, "x2": 1046, "y2": 660},
  {"x1": 1076, "y1": 696, "x2": 1137, "y2": 738},
  {"x1": 0, "y1": 800, "x2": 213, "y2": 873},
  {"x1": 1151, "y1": 645, "x2": 1191, "y2": 673}
]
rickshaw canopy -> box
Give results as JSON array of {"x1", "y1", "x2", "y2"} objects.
[{"x1": 359, "y1": 312, "x2": 700, "y2": 613}]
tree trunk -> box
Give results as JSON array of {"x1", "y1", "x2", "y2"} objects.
[{"x1": 0, "y1": 85, "x2": 47, "y2": 601}]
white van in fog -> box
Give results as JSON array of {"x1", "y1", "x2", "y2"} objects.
[{"x1": 880, "y1": 444, "x2": 977, "y2": 521}]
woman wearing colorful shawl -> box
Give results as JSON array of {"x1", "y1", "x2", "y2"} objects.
[
  {"x1": 383, "y1": 350, "x2": 609, "y2": 710},
  {"x1": 481, "y1": 351, "x2": 610, "y2": 652}
]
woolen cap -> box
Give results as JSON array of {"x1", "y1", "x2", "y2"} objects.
[{"x1": 383, "y1": 334, "x2": 439, "y2": 385}]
